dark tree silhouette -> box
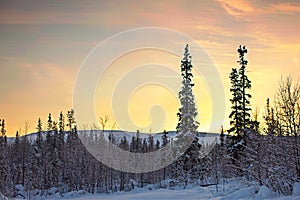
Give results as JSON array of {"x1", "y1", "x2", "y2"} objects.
[{"x1": 228, "y1": 45, "x2": 252, "y2": 141}]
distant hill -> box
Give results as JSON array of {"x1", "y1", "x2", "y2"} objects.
[{"x1": 7, "y1": 130, "x2": 220, "y2": 145}]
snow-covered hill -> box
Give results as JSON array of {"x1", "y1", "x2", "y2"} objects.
[{"x1": 8, "y1": 130, "x2": 220, "y2": 145}]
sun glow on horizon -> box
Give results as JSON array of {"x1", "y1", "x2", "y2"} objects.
[{"x1": 0, "y1": 1, "x2": 299, "y2": 136}]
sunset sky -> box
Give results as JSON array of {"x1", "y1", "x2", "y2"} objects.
[{"x1": 1, "y1": 0, "x2": 299, "y2": 136}]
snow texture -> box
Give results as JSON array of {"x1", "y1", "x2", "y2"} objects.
[{"x1": 13, "y1": 179, "x2": 300, "y2": 200}]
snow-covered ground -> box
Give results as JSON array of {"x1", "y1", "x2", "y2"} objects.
[{"x1": 14, "y1": 179, "x2": 300, "y2": 200}]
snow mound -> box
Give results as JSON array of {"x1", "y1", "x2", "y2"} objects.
[
  {"x1": 63, "y1": 190, "x2": 88, "y2": 198},
  {"x1": 220, "y1": 185, "x2": 257, "y2": 200},
  {"x1": 293, "y1": 182, "x2": 300, "y2": 196},
  {"x1": 256, "y1": 185, "x2": 279, "y2": 199}
]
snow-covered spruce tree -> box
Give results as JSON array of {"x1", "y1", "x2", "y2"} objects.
[
  {"x1": 228, "y1": 45, "x2": 251, "y2": 141},
  {"x1": 227, "y1": 46, "x2": 252, "y2": 178},
  {"x1": 176, "y1": 44, "x2": 199, "y2": 136},
  {"x1": 238, "y1": 45, "x2": 252, "y2": 136},
  {"x1": 57, "y1": 111, "x2": 66, "y2": 193},
  {"x1": 0, "y1": 119, "x2": 11, "y2": 197},
  {"x1": 65, "y1": 109, "x2": 80, "y2": 191},
  {"x1": 161, "y1": 130, "x2": 170, "y2": 180},
  {"x1": 32, "y1": 118, "x2": 44, "y2": 192},
  {"x1": 176, "y1": 44, "x2": 200, "y2": 186},
  {"x1": 228, "y1": 68, "x2": 243, "y2": 139}
]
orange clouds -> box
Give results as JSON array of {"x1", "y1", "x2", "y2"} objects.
[
  {"x1": 217, "y1": 0, "x2": 255, "y2": 16},
  {"x1": 271, "y1": 2, "x2": 300, "y2": 13},
  {"x1": 217, "y1": 0, "x2": 300, "y2": 17}
]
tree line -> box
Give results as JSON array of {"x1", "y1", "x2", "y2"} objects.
[{"x1": 0, "y1": 111, "x2": 214, "y2": 198}]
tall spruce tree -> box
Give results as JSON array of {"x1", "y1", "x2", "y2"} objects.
[
  {"x1": 229, "y1": 45, "x2": 252, "y2": 140},
  {"x1": 238, "y1": 45, "x2": 252, "y2": 134},
  {"x1": 176, "y1": 44, "x2": 199, "y2": 135},
  {"x1": 176, "y1": 44, "x2": 200, "y2": 187}
]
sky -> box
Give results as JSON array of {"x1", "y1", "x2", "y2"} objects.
[{"x1": 0, "y1": 0, "x2": 299, "y2": 136}]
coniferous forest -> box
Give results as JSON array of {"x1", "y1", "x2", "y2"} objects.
[{"x1": 0, "y1": 45, "x2": 299, "y2": 199}]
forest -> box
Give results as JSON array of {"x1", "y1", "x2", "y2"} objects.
[{"x1": 0, "y1": 45, "x2": 299, "y2": 199}]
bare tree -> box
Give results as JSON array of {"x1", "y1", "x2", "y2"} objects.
[
  {"x1": 275, "y1": 76, "x2": 300, "y2": 178},
  {"x1": 24, "y1": 121, "x2": 30, "y2": 135},
  {"x1": 275, "y1": 76, "x2": 300, "y2": 136},
  {"x1": 99, "y1": 115, "x2": 109, "y2": 131}
]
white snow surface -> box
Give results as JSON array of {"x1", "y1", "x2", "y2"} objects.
[{"x1": 14, "y1": 179, "x2": 300, "y2": 200}]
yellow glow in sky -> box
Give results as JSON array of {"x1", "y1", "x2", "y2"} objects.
[{"x1": 0, "y1": 0, "x2": 299, "y2": 136}]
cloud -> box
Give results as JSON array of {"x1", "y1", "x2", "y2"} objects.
[
  {"x1": 0, "y1": 9, "x2": 96, "y2": 25},
  {"x1": 217, "y1": 0, "x2": 300, "y2": 17},
  {"x1": 18, "y1": 62, "x2": 75, "y2": 89},
  {"x1": 217, "y1": 0, "x2": 255, "y2": 16},
  {"x1": 271, "y1": 2, "x2": 300, "y2": 13}
]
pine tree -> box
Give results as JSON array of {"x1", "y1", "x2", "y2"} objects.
[
  {"x1": 0, "y1": 119, "x2": 9, "y2": 195},
  {"x1": 2, "y1": 133, "x2": 18, "y2": 197},
  {"x1": 65, "y1": 109, "x2": 79, "y2": 191},
  {"x1": 12, "y1": 131, "x2": 22, "y2": 187},
  {"x1": 36, "y1": 118, "x2": 43, "y2": 133},
  {"x1": 161, "y1": 130, "x2": 169, "y2": 148},
  {"x1": 20, "y1": 134, "x2": 32, "y2": 193},
  {"x1": 57, "y1": 111, "x2": 65, "y2": 191},
  {"x1": 176, "y1": 44, "x2": 200, "y2": 187},
  {"x1": 228, "y1": 68, "x2": 243, "y2": 138},
  {"x1": 264, "y1": 98, "x2": 277, "y2": 135},
  {"x1": 237, "y1": 45, "x2": 252, "y2": 135},
  {"x1": 220, "y1": 126, "x2": 225, "y2": 146},
  {"x1": 228, "y1": 45, "x2": 252, "y2": 140},
  {"x1": 33, "y1": 118, "x2": 44, "y2": 191},
  {"x1": 176, "y1": 44, "x2": 199, "y2": 136},
  {"x1": 1, "y1": 119, "x2": 6, "y2": 140},
  {"x1": 58, "y1": 111, "x2": 65, "y2": 133},
  {"x1": 47, "y1": 113, "x2": 53, "y2": 132},
  {"x1": 66, "y1": 109, "x2": 76, "y2": 132},
  {"x1": 160, "y1": 130, "x2": 169, "y2": 181},
  {"x1": 119, "y1": 136, "x2": 129, "y2": 191},
  {"x1": 0, "y1": 119, "x2": 4, "y2": 145}
]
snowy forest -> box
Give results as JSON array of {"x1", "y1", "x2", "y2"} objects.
[{"x1": 0, "y1": 45, "x2": 299, "y2": 199}]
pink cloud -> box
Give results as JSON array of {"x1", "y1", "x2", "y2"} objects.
[
  {"x1": 271, "y1": 2, "x2": 300, "y2": 13},
  {"x1": 217, "y1": 0, "x2": 300, "y2": 17},
  {"x1": 217, "y1": 0, "x2": 255, "y2": 16}
]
